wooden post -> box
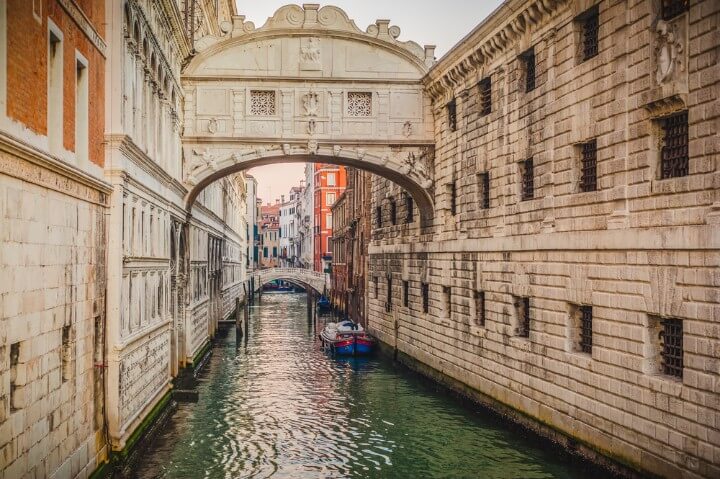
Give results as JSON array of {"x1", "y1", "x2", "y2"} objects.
[
  {"x1": 235, "y1": 297, "x2": 243, "y2": 338},
  {"x1": 244, "y1": 299, "x2": 249, "y2": 334}
]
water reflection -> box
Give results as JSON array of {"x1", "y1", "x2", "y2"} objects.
[{"x1": 133, "y1": 293, "x2": 613, "y2": 479}]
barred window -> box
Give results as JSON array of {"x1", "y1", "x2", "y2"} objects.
[
  {"x1": 386, "y1": 277, "x2": 392, "y2": 312},
  {"x1": 447, "y1": 98, "x2": 457, "y2": 131},
  {"x1": 579, "y1": 6, "x2": 599, "y2": 62},
  {"x1": 516, "y1": 296, "x2": 530, "y2": 338},
  {"x1": 478, "y1": 172, "x2": 490, "y2": 209},
  {"x1": 422, "y1": 283, "x2": 429, "y2": 313},
  {"x1": 443, "y1": 286, "x2": 452, "y2": 318},
  {"x1": 662, "y1": 0, "x2": 689, "y2": 20},
  {"x1": 375, "y1": 206, "x2": 382, "y2": 228},
  {"x1": 661, "y1": 318, "x2": 683, "y2": 378},
  {"x1": 405, "y1": 193, "x2": 414, "y2": 223},
  {"x1": 580, "y1": 140, "x2": 598, "y2": 192},
  {"x1": 475, "y1": 291, "x2": 486, "y2": 327},
  {"x1": 479, "y1": 77, "x2": 491, "y2": 116},
  {"x1": 660, "y1": 111, "x2": 689, "y2": 179},
  {"x1": 521, "y1": 158, "x2": 534, "y2": 201},
  {"x1": 521, "y1": 48, "x2": 536, "y2": 93},
  {"x1": 579, "y1": 306, "x2": 593, "y2": 354},
  {"x1": 390, "y1": 198, "x2": 397, "y2": 226},
  {"x1": 347, "y1": 92, "x2": 372, "y2": 116},
  {"x1": 403, "y1": 281, "x2": 409, "y2": 307},
  {"x1": 250, "y1": 90, "x2": 276, "y2": 115},
  {"x1": 449, "y1": 181, "x2": 457, "y2": 215}
]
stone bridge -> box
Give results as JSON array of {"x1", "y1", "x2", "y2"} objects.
[{"x1": 251, "y1": 268, "x2": 329, "y2": 295}]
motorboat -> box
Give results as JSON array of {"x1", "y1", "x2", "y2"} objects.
[
  {"x1": 316, "y1": 296, "x2": 331, "y2": 313},
  {"x1": 319, "y1": 320, "x2": 375, "y2": 356}
]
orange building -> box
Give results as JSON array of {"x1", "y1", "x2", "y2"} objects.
[{"x1": 313, "y1": 163, "x2": 346, "y2": 272}]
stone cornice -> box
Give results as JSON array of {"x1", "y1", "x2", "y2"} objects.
[
  {"x1": 423, "y1": 0, "x2": 570, "y2": 101},
  {"x1": 105, "y1": 134, "x2": 187, "y2": 199},
  {"x1": 57, "y1": 0, "x2": 107, "y2": 57},
  {"x1": 0, "y1": 129, "x2": 112, "y2": 205}
]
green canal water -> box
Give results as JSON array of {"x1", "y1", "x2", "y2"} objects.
[{"x1": 133, "y1": 293, "x2": 616, "y2": 479}]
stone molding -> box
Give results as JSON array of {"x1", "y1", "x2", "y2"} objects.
[
  {"x1": 57, "y1": 0, "x2": 107, "y2": 57},
  {"x1": 0, "y1": 130, "x2": 111, "y2": 205},
  {"x1": 424, "y1": 0, "x2": 571, "y2": 101}
]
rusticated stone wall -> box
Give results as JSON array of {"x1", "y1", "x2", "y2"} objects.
[{"x1": 368, "y1": 1, "x2": 720, "y2": 478}]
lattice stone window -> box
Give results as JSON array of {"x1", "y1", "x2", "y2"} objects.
[
  {"x1": 250, "y1": 90, "x2": 276, "y2": 115},
  {"x1": 347, "y1": 92, "x2": 372, "y2": 116},
  {"x1": 479, "y1": 77, "x2": 492, "y2": 116}
]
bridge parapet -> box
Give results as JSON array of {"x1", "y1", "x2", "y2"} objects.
[{"x1": 251, "y1": 268, "x2": 329, "y2": 294}]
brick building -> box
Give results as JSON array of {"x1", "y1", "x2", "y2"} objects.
[
  {"x1": 0, "y1": 1, "x2": 110, "y2": 477},
  {"x1": 313, "y1": 163, "x2": 346, "y2": 272},
  {"x1": 368, "y1": 1, "x2": 720, "y2": 478}
]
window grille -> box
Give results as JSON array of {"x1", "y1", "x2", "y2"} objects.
[
  {"x1": 405, "y1": 193, "x2": 414, "y2": 223},
  {"x1": 661, "y1": 111, "x2": 689, "y2": 179},
  {"x1": 386, "y1": 277, "x2": 392, "y2": 312},
  {"x1": 517, "y1": 297, "x2": 530, "y2": 337},
  {"x1": 521, "y1": 158, "x2": 534, "y2": 201},
  {"x1": 390, "y1": 199, "x2": 397, "y2": 226},
  {"x1": 521, "y1": 48, "x2": 536, "y2": 92},
  {"x1": 403, "y1": 281, "x2": 409, "y2": 307},
  {"x1": 447, "y1": 99, "x2": 457, "y2": 131},
  {"x1": 479, "y1": 77, "x2": 491, "y2": 116},
  {"x1": 580, "y1": 140, "x2": 598, "y2": 192},
  {"x1": 250, "y1": 90, "x2": 276, "y2": 115},
  {"x1": 375, "y1": 206, "x2": 382, "y2": 228},
  {"x1": 444, "y1": 286, "x2": 452, "y2": 318},
  {"x1": 422, "y1": 283, "x2": 429, "y2": 313},
  {"x1": 449, "y1": 181, "x2": 457, "y2": 215},
  {"x1": 661, "y1": 0, "x2": 688, "y2": 20},
  {"x1": 347, "y1": 92, "x2": 372, "y2": 116},
  {"x1": 579, "y1": 306, "x2": 593, "y2": 353},
  {"x1": 479, "y1": 172, "x2": 490, "y2": 209},
  {"x1": 476, "y1": 291, "x2": 486, "y2": 327},
  {"x1": 661, "y1": 318, "x2": 683, "y2": 378},
  {"x1": 581, "y1": 7, "x2": 599, "y2": 61}
]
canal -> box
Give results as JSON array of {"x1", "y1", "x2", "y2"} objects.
[{"x1": 133, "y1": 293, "x2": 616, "y2": 478}]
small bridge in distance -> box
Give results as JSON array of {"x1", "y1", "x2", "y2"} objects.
[{"x1": 250, "y1": 268, "x2": 329, "y2": 295}]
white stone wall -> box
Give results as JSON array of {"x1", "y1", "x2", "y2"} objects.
[{"x1": 369, "y1": 1, "x2": 720, "y2": 478}]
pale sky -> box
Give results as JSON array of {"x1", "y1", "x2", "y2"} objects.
[{"x1": 238, "y1": 0, "x2": 504, "y2": 202}]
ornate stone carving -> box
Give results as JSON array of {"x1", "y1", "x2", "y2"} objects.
[
  {"x1": 307, "y1": 118, "x2": 317, "y2": 135},
  {"x1": 402, "y1": 121, "x2": 413, "y2": 138},
  {"x1": 302, "y1": 91, "x2": 320, "y2": 116},
  {"x1": 347, "y1": 92, "x2": 372, "y2": 117},
  {"x1": 185, "y1": 148, "x2": 218, "y2": 185},
  {"x1": 655, "y1": 20, "x2": 684, "y2": 85},
  {"x1": 403, "y1": 151, "x2": 432, "y2": 187},
  {"x1": 307, "y1": 139, "x2": 318, "y2": 154},
  {"x1": 300, "y1": 37, "x2": 322, "y2": 71},
  {"x1": 207, "y1": 118, "x2": 218, "y2": 134}
]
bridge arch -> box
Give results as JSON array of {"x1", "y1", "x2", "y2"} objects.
[
  {"x1": 252, "y1": 268, "x2": 329, "y2": 296},
  {"x1": 180, "y1": 3, "x2": 438, "y2": 227}
]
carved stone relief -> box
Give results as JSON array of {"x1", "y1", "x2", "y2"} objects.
[
  {"x1": 300, "y1": 37, "x2": 322, "y2": 71},
  {"x1": 654, "y1": 20, "x2": 684, "y2": 85}
]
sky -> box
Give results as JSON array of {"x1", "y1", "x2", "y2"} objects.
[{"x1": 237, "y1": 0, "x2": 504, "y2": 202}]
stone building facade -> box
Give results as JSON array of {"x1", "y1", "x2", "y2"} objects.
[
  {"x1": 0, "y1": 1, "x2": 110, "y2": 477},
  {"x1": 368, "y1": 1, "x2": 719, "y2": 478}
]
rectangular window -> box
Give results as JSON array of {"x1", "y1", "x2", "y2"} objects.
[
  {"x1": 662, "y1": 0, "x2": 689, "y2": 20},
  {"x1": 48, "y1": 26, "x2": 63, "y2": 154},
  {"x1": 390, "y1": 199, "x2": 397, "y2": 226},
  {"x1": 580, "y1": 140, "x2": 598, "y2": 192},
  {"x1": 405, "y1": 193, "x2": 414, "y2": 223},
  {"x1": 250, "y1": 90, "x2": 276, "y2": 115},
  {"x1": 479, "y1": 77, "x2": 491, "y2": 116},
  {"x1": 660, "y1": 111, "x2": 689, "y2": 179},
  {"x1": 475, "y1": 291, "x2": 486, "y2": 327},
  {"x1": 273, "y1": 246, "x2": 277, "y2": 257},
  {"x1": 579, "y1": 6, "x2": 599, "y2": 62},
  {"x1": 447, "y1": 98, "x2": 457, "y2": 132},
  {"x1": 347, "y1": 92, "x2": 372, "y2": 116},
  {"x1": 386, "y1": 277, "x2": 392, "y2": 312},
  {"x1": 515, "y1": 296, "x2": 530, "y2": 338},
  {"x1": 478, "y1": 172, "x2": 490, "y2": 209},
  {"x1": 449, "y1": 181, "x2": 457, "y2": 215},
  {"x1": 61, "y1": 325, "x2": 72, "y2": 382},
  {"x1": 9, "y1": 342, "x2": 20, "y2": 411},
  {"x1": 75, "y1": 57, "x2": 89, "y2": 162},
  {"x1": 520, "y1": 48, "x2": 536, "y2": 93},
  {"x1": 375, "y1": 206, "x2": 382, "y2": 228},
  {"x1": 579, "y1": 305, "x2": 593, "y2": 354},
  {"x1": 443, "y1": 286, "x2": 452, "y2": 318},
  {"x1": 326, "y1": 192, "x2": 336, "y2": 205},
  {"x1": 326, "y1": 213, "x2": 332, "y2": 228},
  {"x1": 661, "y1": 318, "x2": 683, "y2": 378},
  {"x1": 422, "y1": 283, "x2": 429, "y2": 313},
  {"x1": 327, "y1": 172, "x2": 336, "y2": 186},
  {"x1": 403, "y1": 281, "x2": 409, "y2": 307},
  {"x1": 374, "y1": 276, "x2": 379, "y2": 298},
  {"x1": 521, "y1": 158, "x2": 534, "y2": 201}
]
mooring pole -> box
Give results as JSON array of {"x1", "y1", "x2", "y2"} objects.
[
  {"x1": 244, "y1": 299, "x2": 249, "y2": 335},
  {"x1": 235, "y1": 297, "x2": 243, "y2": 338}
]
